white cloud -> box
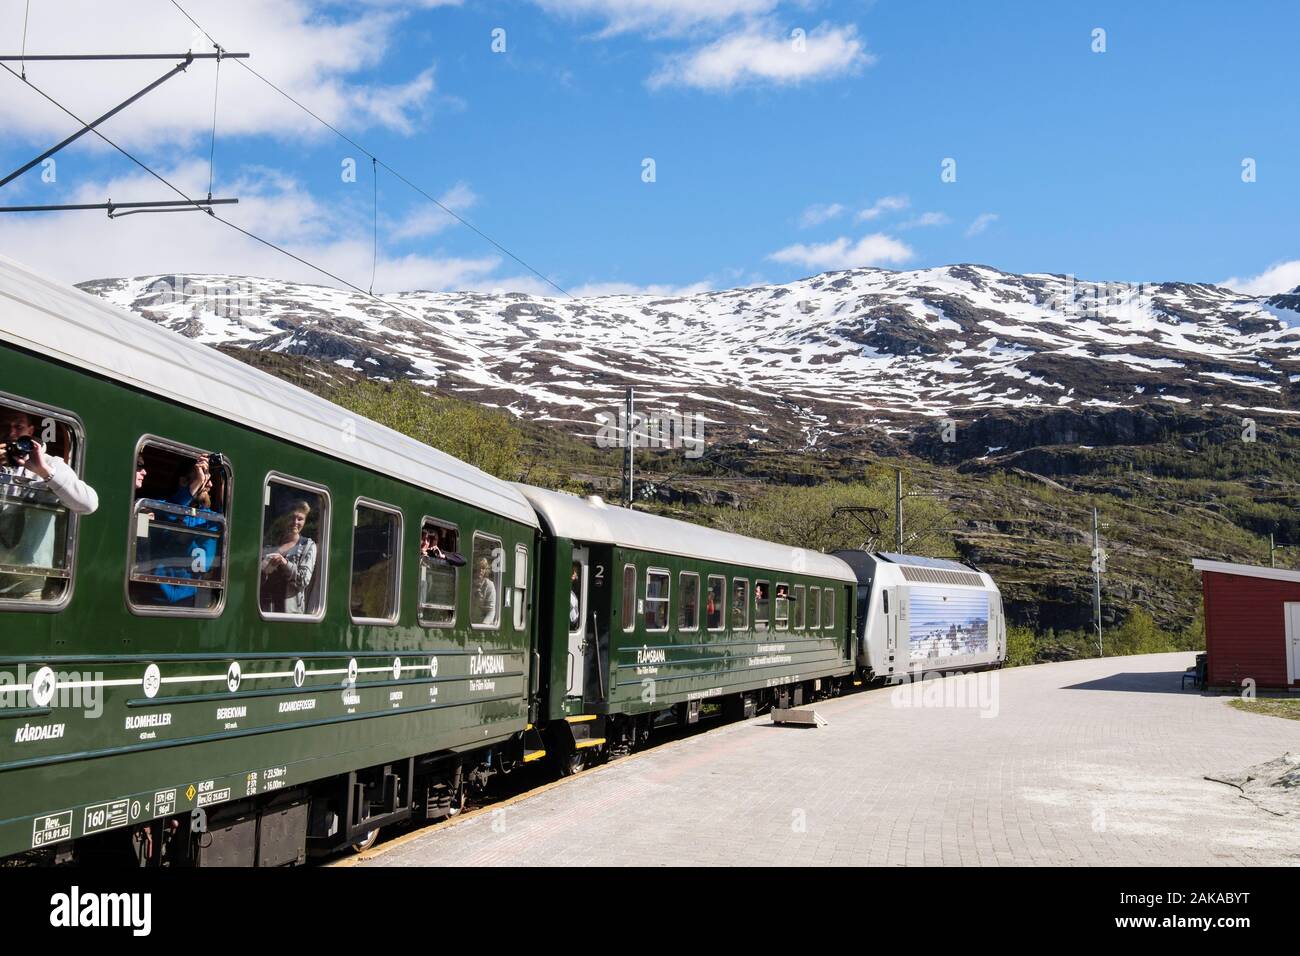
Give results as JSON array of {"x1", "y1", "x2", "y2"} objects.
[
  {"x1": 767, "y1": 233, "x2": 913, "y2": 271},
  {"x1": 798, "y1": 202, "x2": 846, "y2": 228},
  {"x1": 388, "y1": 182, "x2": 478, "y2": 241},
  {"x1": 0, "y1": 161, "x2": 503, "y2": 293},
  {"x1": 1222, "y1": 260, "x2": 1300, "y2": 296},
  {"x1": 0, "y1": 163, "x2": 714, "y2": 297},
  {"x1": 856, "y1": 195, "x2": 908, "y2": 221},
  {"x1": 345, "y1": 67, "x2": 437, "y2": 136},
  {"x1": 648, "y1": 22, "x2": 872, "y2": 91},
  {"x1": 0, "y1": 0, "x2": 441, "y2": 146},
  {"x1": 568, "y1": 279, "x2": 713, "y2": 297},
  {"x1": 899, "y1": 211, "x2": 949, "y2": 229},
  {"x1": 965, "y1": 212, "x2": 998, "y2": 237},
  {"x1": 531, "y1": 0, "x2": 779, "y2": 37}
]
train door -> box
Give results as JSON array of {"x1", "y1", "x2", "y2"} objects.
[
  {"x1": 885, "y1": 588, "x2": 898, "y2": 656},
  {"x1": 567, "y1": 546, "x2": 590, "y2": 699},
  {"x1": 991, "y1": 591, "x2": 1006, "y2": 662},
  {"x1": 896, "y1": 586, "x2": 909, "y2": 667}
]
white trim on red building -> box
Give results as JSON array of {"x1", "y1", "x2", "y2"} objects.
[{"x1": 1192, "y1": 559, "x2": 1300, "y2": 584}]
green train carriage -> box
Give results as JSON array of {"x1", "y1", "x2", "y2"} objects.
[
  {"x1": 0, "y1": 256, "x2": 542, "y2": 864},
  {"x1": 0, "y1": 254, "x2": 863, "y2": 865},
  {"x1": 519, "y1": 485, "x2": 858, "y2": 765}
]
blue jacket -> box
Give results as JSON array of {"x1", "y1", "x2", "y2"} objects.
[{"x1": 157, "y1": 487, "x2": 220, "y2": 604}]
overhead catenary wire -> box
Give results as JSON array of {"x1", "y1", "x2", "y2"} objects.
[
  {"x1": 206, "y1": 45, "x2": 221, "y2": 198},
  {"x1": 370, "y1": 157, "x2": 378, "y2": 295},
  {"x1": 19, "y1": 0, "x2": 29, "y2": 78},
  {"x1": 0, "y1": 60, "x2": 493, "y2": 360},
  {"x1": 166, "y1": 0, "x2": 572, "y2": 298}
]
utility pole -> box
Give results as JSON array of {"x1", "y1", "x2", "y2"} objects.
[
  {"x1": 895, "y1": 468, "x2": 903, "y2": 553},
  {"x1": 1092, "y1": 506, "x2": 1104, "y2": 657},
  {"x1": 623, "y1": 386, "x2": 635, "y2": 510},
  {"x1": 1271, "y1": 533, "x2": 1276, "y2": 568}
]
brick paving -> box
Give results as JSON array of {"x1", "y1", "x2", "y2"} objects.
[{"x1": 357, "y1": 653, "x2": 1300, "y2": 866}]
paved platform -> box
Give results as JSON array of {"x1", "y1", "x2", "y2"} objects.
[{"x1": 353, "y1": 653, "x2": 1300, "y2": 866}]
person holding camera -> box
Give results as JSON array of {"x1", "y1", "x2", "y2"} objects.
[
  {"x1": 151, "y1": 456, "x2": 222, "y2": 607},
  {"x1": 0, "y1": 408, "x2": 99, "y2": 601}
]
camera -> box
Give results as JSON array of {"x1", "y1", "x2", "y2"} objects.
[
  {"x1": 5, "y1": 436, "x2": 34, "y2": 465},
  {"x1": 207, "y1": 452, "x2": 226, "y2": 473}
]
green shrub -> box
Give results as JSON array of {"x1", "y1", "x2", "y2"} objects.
[
  {"x1": 1005, "y1": 625, "x2": 1038, "y2": 667},
  {"x1": 334, "y1": 379, "x2": 522, "y2": 480}
]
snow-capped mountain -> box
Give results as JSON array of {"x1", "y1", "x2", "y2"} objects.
[{"x1": 78, "y1": 264, "x2": 1300, "y2": 446}]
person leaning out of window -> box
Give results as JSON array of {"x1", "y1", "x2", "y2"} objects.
[
  {"x1": 153, "y1": 456, "x2": 221, "y2": 608},
  {"x1": 0, "y1": 408, "x2": 98, "y2": 601}
]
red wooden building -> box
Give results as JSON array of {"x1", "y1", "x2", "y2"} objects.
[{"x1": 1193, "y1": 559, "x2": 1300, "y2": 691}]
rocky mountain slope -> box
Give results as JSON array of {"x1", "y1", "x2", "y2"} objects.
[
  {"x1": 78, "y1": 265, "x2": 1300, "y2": 639},
  {"x1": 78, "y1": 264, "x2": 1300, "y2": 452}
]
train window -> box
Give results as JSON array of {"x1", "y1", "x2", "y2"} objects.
[
  {"x1": 809, "y1": 588, "x2": 821, "y2": 629},
  {"x1": 793, "y1": 585, "x2": 806, "y2": 629},
  {"x1": 731, "y1": 579, "x2": 749, "y2": 630},
  {"x1": 621, "y1": 564, "x2": 636, "y2": 632},
  {"x1": 349, "y1": 500, "x2": 402, "y2": 624},
  {"x1": 568, "y1": 556, "x2": 585, "y2": 637},
  {"x1": 754, "y1": 579, "x2": 770, "y2": 631},
  {"x1": 417, "y1": 519, "x2": 459, "y2": 627},
  {"x1": 513, "y1": 545, "x2": 528, "y2": 631},
  {"x1": 823, "y1": 588, "x2": 835, "y2": 628},
  {"x1": 678, "y1": 572, "x2": 700, "y2": 631},
  {"x1": 882, "y1": 590, "x2": 889, "y2": 614},
  {"x1": 127, "y1": 436, "x2": 230, "y2": 617},
  {"x1": 645, "y1": 569, "x2": 669, "y2": 631},
  {"x1": 258, "y1": 474, "x2": 329, "y2": 620},
  {"x1": 0, "y1": 396, "x2": 90, "y2": 611},
  {"x1": 471, "y1": 533, "x2": 504, "y2": 629},
  {"x1": 774, "y1": 582, "x2": 789, "y2": 631},
  {"x1": 706, "y1": 575, "x2": 725, "y2": 631}
]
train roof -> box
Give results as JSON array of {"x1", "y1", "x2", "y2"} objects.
[
  {"x1": 876, "y1": 552, "x2": 974, "y2": 572},
  {"x1": 0, "y1": 254, "x2": 539, "y2": 528},
  {"x1": 515, "y1": 484, "x2": 857, "y2": 583},
  {"x1": 832, "y1": 549, "x2": 993, "y2": 589}
]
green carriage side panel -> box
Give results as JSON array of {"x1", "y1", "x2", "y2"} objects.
[
  {"x1": 603, "y1": 545, "x2": 854, "y2": 716},
  {"x1": 0, "y1": 337, "x2": 537, "y2": 860},
  {"x1": 515, "y1": 485, "x2": 857, "y2": 721}
]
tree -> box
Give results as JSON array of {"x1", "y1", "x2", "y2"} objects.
[
  {"x1": 706, "y1": 473, "x2": 956, "y2": 556},
  {"x1": 333, "y1": 380, "x2": 522, "y2": 480}
]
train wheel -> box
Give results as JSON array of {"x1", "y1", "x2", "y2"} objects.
[
  {"x1": 446, "y1": 781, "x2": 466, "y2": 817},
  {"x1": 557, "y1": 751, "x2": 584, "y2": 777},
  {"x1": 351, "y1": 810, "x2": 380, "y2": 853}
]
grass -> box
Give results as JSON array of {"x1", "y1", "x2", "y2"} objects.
[{"x1": 1227, "y1": 698, "x2": 1300, "y2": 721}]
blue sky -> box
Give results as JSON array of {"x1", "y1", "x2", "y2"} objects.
[{"x1": 1, "y1": 0, "x2": 1297, "y2": 295}]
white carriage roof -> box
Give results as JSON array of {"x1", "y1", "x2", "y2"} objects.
[
  {"x1": 0, "y1": 255, "x2": 538, "y2": 528},
  {"x1": 515, "y1": 484, "x2": 856, "y2": 582}
]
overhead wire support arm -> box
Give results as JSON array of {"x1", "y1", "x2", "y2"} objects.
[
  {"x1": 0, "y1": 52, "x2": 249, "y2": 190},
  {"x1": 0, "y1": 198, "x2": 238, "y2": 215},
  {"x1": 0, "y1": 52, "x2": 247, "y2": 61}
]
